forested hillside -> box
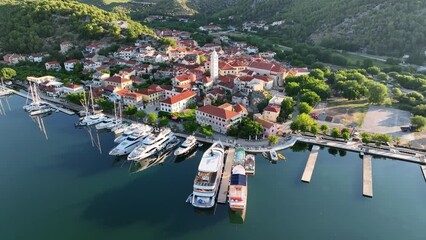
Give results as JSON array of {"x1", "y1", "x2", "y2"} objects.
[
  {"x1": 84, "y1": 0, "x2": 425, "y2": 59},
  {"x1": 0, "y1": 0, "x2": 154, "y2": 53}
]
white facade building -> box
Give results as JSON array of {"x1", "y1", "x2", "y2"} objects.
[{"x1": 210, "y1": 50, "x2": 219, "y2": 82}]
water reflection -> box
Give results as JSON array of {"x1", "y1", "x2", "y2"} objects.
[
  {"x1": 30, "y1": 114, "x2": 49, "y2": 140},
  {"x1": 85, "y1": 126, "x2": 102, "y2": 154},
  {"x1": 129, "y1": 150, "x2": 171, "y2": 174}
]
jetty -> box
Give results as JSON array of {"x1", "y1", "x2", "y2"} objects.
[
  {"x1": 217, "y1": 147, "x2": 235, "y2": 204},
  {"x1": 363, "y1": 155, "x2": 373, "y2": 198},
  {"x1": 421, "y1": 166, "x2": 426, "y2": 182},
  {"x1": 301, "y1": 145, "x2": 320, "y2": 183}
]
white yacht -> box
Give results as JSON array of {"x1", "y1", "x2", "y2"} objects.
[
  {"x1": 29, "y1": 105, "x2": 53, "y2": 116},
  {"x1": 114, "y1": 124, "x2": 148, "y2": 143},
  {"x1": 95, "y1": 117, "x2": 114, "y2": 130},
  {"x1": 109, "y1": 130, "x2": 150, "y2": 156},
  {"x1": 190, "y1": 141, "x2": 225, "y2": 208},
  {"x1": 174, "y1": 135, "x2": 197, "y2": 156},
  {"x1": 127, "y1": 128, "x2": 174, "y2": 161},
  {"x1": 79, "y1": 113, "x2": 107, "y2": 126}
]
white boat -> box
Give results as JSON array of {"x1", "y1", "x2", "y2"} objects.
[
  {"x1": 111, "y1": 122, "x2": 129, "y2": 135},
  {"x1": 245, "y1": 154, "x2": 255, "y2": 175},
  {"x1": 29, "y1": 106, "x2": 53, "y2": 116},
  {"x1": 114, "y1": 124, "x2": 148, "y2": 143},
  {"x1": 270, "y1": 150, "x2": 278, "y2": 161},
  {"x1": 165, "y1": 137, "x2": 180, "y2": 151},
  {"x1": 109, "y1": 130, "x2": 151, "y2": 156},
  {"x1": 95, "y1": 117, "x2": 114, "y2": 130},
  {"x1": 79, "y1": 113, "x2": 107, "y2": 126},
  {"x1": 174, "y1": 135, "x2": 197, "y2": 156},
  {"x1": 127, "y1": 128, "x2": 173, "y2": 161},
  {"x1": 100, "y1": 101, "x2": 122, "y2": 130},
  {"x1": 228, "y1": 165, "x2": 247, "y2": 213},
  {"x1": 190, "y1": 141, "x2": 225, "y2": 208}
]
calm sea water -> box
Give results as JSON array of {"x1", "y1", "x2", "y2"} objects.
[{"x1": 1, "y1": 95, "x2": 426, "y2": 240}]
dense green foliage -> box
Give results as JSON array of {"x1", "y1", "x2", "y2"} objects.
[
  {"x1": 411, "y1": 116, "x2": 426, "y2": 130},
  {"x1": 277, "y1": 97, "x2": 295, "y2": 122},
  {"x1": 0, "y1": 0, "x2": 154, "y2": 53},
  {"x1": 1, "y1": 68, "x2": 17, "y2": 80},
  {"x1": 290, "y1": 113, "x2": 317, "y2": 132},
  {"x1": 268, "y1": 135, "x2": 279, "y2": 145}
]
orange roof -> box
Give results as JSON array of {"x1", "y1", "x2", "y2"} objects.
[
  {"x1": 218, "y1": 103, "x2": 233, "y2": 111},
  {"x1": 160, "y1": 90, "x2": 196, "y2": 105},
  {"x1": 115, "y1": 89, "x2": 131, "y2": 96},
  {"x1": 264, "y1": 104, "x2": 281, "y2": 113},
  {"x1": 123, "y1": 92, "x2": 143, "y2": 99},
  {"x1": 233, "y1": 104, "x2": 247, "y2": 113},
  {"x1": 248, "y1": 61, "x2": 274, "y2": 71},
  {"x1": 175, "y1": 73, "x2": 196, "y2": 82},
  {"x1": 197, "y1": 105, "x2": 240, "y2": 120}
]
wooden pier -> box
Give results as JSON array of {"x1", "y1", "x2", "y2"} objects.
[
  {"x1": 421, "y1": 166, "x2": 426, "y2": 182},
  {"x1": 363, "y1": 155, "x2": 373, "y2": 198},
  {"x1": 301, "y1": 145, "x2": 320, "y2": 183},
  {"x1": 217, "y1": 148, "x2": 235, "y2": 204}
]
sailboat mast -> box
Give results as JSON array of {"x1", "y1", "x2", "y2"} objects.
[{"x1": 89, "y1": 86, "x2": 95, "y2": 113}]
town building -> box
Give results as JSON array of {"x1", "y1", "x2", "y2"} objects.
[
  {"x1": 196, "y1": 104, "x2": 242, "y2": 134},
  {"x1": 210, "y1": 50, "x2": 219, "y2": 82},
  {"x1": 64, "y1": 59, "x2": 80, "y2": 72},
  {"x1": 104, "y1": 75, "x2": 133, "y2": 90},
  {"x1": 160, "y1": 90, "x2": 196, "y2": 113}
]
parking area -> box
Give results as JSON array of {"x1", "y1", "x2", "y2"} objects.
[{"x1": 360, "y1": 106, "x2": 412, "y2": 137}]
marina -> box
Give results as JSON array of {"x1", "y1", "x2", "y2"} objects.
[
  {"x1": 301, "y1": 145, "x2": 320, "y2": 183},
  {"x1": 217, "y1": 147, "x2": 235, "y2": 204},
  {"x1": 1, "y1": 95, "x2": 426, "y2": 240},
  {"x1": 363, "y1": 155, "x2": 373, "y2": 198}
]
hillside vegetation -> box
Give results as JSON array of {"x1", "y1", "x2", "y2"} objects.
[{"x1": 0, "y1": 0, "x2": 154, "y2": 53}]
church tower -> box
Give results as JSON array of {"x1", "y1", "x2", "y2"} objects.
[{"x1": 210, "y1": 50, "x2": 219, "y2": 82}]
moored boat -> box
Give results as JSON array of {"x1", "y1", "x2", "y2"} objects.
[
  {"x1": 127, "y1": 128, "x2": 173, "y2": 161},
  {"x1": 174, "y1": 135, "x2": 197, "y2": 156},
  {"x1": 270, "y1": 150, "x2": 278, "y2": 161},
  {"x1": 244, "y1": 154, "x2": 255, "y2": 175},
  {"x1": 228, "y1": 165, "x2": 247, "y2": 214},
  {"x1": 190, "y1": 141, "x2": 225, "y2": 208},
  {"x1": 233, "y1": 147, "x2": 245, "y2": 166}
]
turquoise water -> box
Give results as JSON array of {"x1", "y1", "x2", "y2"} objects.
[{"x1": 1, "y1": 95, "x2": 426, "y2": 240}]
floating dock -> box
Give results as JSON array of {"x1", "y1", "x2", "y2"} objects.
[
  {"x1": 301, "y1": 145, "x2": 320, "y2": 183},
  {"x1": 421, "y1": 166, "x2": 426, "y2": 182},
  {"x1": 363, "y1": 155, "x2": 373, "y2": 198},
  {"x1": 217, "y1": 148, "x2": 235, "y2": 204}
]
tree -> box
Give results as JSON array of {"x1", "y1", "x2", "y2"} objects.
[
  {"x1": 300, "y1": 90, "x2": 321, "y2": 106},
  {"x1": 268, "y1": 135, "x2": 279, "y2": 145},
  {"x1": 1, "y1": 67, "x2": 17, "y2": 81},
  {"x1": 309, "y1": 68, "x2": 324, "y2": 80},
  {"x1": 367, "y1": 66, "x2": 380, "y2": 75},
  {"x1": 298, "y1": 102, "x2": 312, "y2": 114},
  {"x1": 147, "y1": 112, "x2": 158, "y2": 125},
  {"x1": 161, "y1": 37, "x2": 177, "y2": 48},
  {"x1": 285, "y1": 82, "x2": 300, "y2": 96},
  {"x1": 277, "y1": 98, "x2": 295, "y2": 122},
  {"x1": 200, "y1": 125, "x2": 213, "y2": 136},
  {"x1": 183, "y1": 120, "x2": 198, "y2": 133},
  {"x1": 310, "y1": 125, "x2": 319, "y2": 135},
  {"x1": 320, "y1": 124, "x2": 329, "y2": 134},
  {"x1": 331, "y1": 127, "x2": 340, "y2": 138},
  {"x1": 123, "y1": 105, "x2": 137, "y2": 115},
  {"x1": 342, "y1": 131, "x2": 350, "y2": 141},
  {"x1": 377, "y1": 72, "x2": 389, "y2": 81},
  {"x1": 158, "y1": 117, "x2": 169, "y2": 127},
  {"x1": 239, "y1": 117, "x2": 263, "y2": 139},
  {"x1": 361, "y1": 132, "x2": 372, "y2": 143},
  {"x1": 291, "y1": 113, "x2": 317, "y2": 132},
  {"x1": 367, "y1": 82, "x2": 388, "y2": 104},
  {"x1": 135, "y1": 110, "x2": 147, "y2": 120},
  {"x1": 411, "y1": 115, "x2": 426, "y2": 130}
]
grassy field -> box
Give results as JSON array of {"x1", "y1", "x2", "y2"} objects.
[{"x1": 319, "y1": 98, "x2": 369, "y2": 127}]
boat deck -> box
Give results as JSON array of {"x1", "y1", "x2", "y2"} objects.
[
  {"x1": 217, "y1": 148, "x2": 235, "y2": 204},
  {"x1": 363, "y1": 155, "x2": 373, "y2": 198},
  {"x1": 301, "y1": 145, "x2": 320, "y2": 183}
]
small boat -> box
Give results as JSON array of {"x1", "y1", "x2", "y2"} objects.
[
  {"x1": 165, "y1": 137, "x2": 180, "y2": 151},
  {"x1": 262, "y1": 152, "x2": 269, "y2": 159},
  {"x1": 174, "y1": 135, "x2": 198, "y2": 156},
  {"x1": 278, "y1": 153, "x2": 286, "y2": 160},
  {"x1": 198, "y1": 143, "x2": 204, "y2": 147},
  {"x1": 270, "y1": 150, "x2": 278, "y2": 161},
  {"x1": 245, "y1": 154, "x2": 255, "y2": 175},
  {"x1": 228, "y1": 165, "x2": 247, "y2": 215}
]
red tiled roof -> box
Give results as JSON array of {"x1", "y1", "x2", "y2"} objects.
[
  {"x1": 256, "y1": 118, "x2": 275, "y2": 129},
  {"x1": 248, "y1": 61, "x2": 274, "y2": 71},
  {"x1": 64, "y1": 59, "x2": 80, "y2": 64},
  {"x1": 105, "y1": 75, "x2": 132, "y2": 84},
  {"x1": 123, "y1": 92, "x2": 143, "y2": 99},
  {"x1": 197, "y1": 105, "x2": 240, "y2": 120},
  {"x1": 233, "y1": 104, "x2": 247, "y2": 113},
  {"x1": 115, "y1": 88, "x2": 130, "y2": 95},
  {"x1": 160, "y1": 90, "x2": 196, "y2": 105},
  {"x1": 218, "y1": 103, "x2": 233, "y2": 110},
  {"x1": 238, "y1": 76, "x2": 254, "y2": 82},
  {"x1": 137, "y1": 88, "x2": 162, "y2": 95},
  {"x1": 254, "y1": 75, "x2": 273, "y2": 82},
  {"x1": 264, "y1": 104, "x2": 281, "y2": 113},
  {"x1": 175, "y1": 73, "x2": 196, "y2": 82}
]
